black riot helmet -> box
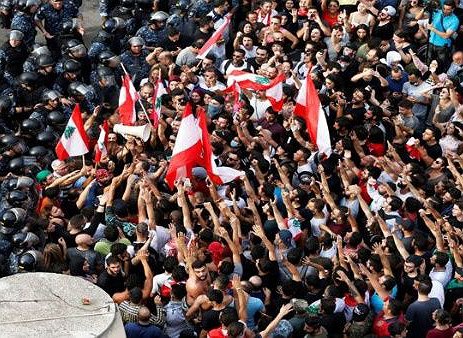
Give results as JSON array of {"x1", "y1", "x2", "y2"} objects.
[
  {"x1": 149, "y1": 11, "x2": 169, "y2": 24},
  {"x1": 42, "y1": 89, "x2": 61, "y2": 103},
  {"x1": 98, "y1": 50, "x2": 121, "y2": 67},
  {"x1": 63, "y1": 39, "x2": 87, "y2": 58},
  {"x1": 0, "y1": 96, "x2": 13, "y2": 116},
  {"x1": 121, "y1": 0, "x2": 135, "y2": 8},
  {"x1": 0, "y1": 134, "x2": 20, "y2": 152},
  {"x1": 37, "y1": 54, "x2": 55, "y2": 68},
  {"x1": 1, "y1": 207, "x2": 26, "y2": 232},
  {"x1": 47, "y1": 110, "x2": 67, "y2": 127},
  {"x1": 18, "y1": 72, "x2": 39, "y2": 87},
  {"x1": 12, "y1": 232, "x2": 40, "y2": 249},
  {"x1": 7, "y1": 190, "x2": 28, "y2": 207},
  {"x1": 102, "y1": 17, "x2": 126, "y2": 33},
  {"x1": 94, "y1": 30, "x2": 113, "y2": 44},
  {"x1": 28, "y1": 145, "x2": 49, "y2": 157},
  {"x1": 20, "y1": 118, "x2": 42, "y2": 135},
  {"x1": 68, "y1": 82, "x2": 90, "y2": 97},
  {"x1": 5, "y1": 176, "x2": 34, "y2": 190},
  {"x1": 63, "y1": 59, "x2": 81, "y2": 73},
  {"x1": 18, "y1": 250, "x2": 41, "y2": 272},
  {"x1": 7, "y1": 157, "x2": 25, "y2": 174},
  {"x1": 36, "y1": 131, "x2": 57, "y2": 145}
]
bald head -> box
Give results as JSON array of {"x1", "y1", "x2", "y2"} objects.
[
  {"x1": 75, "y1": 234, "x2": 92, "y2": 247},
  {"x1": 138, "y1": 306, "x2": 151, "y2": 323},
  {"x1": 453, "y1": 51, "x2": 463, "y2": 64},
  {"x1": 249, "y1": 275, "x2": 262, "y2": 288}
]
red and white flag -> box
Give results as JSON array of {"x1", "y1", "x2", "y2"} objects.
[
  {"x1": 55, "y1": 104, "x2": 89, "y2": 160},
  {"x1": 165, "y1": 103, "x2": 243, "y2": 189},
  {"x1": 222, "y1": 80, "x2": 241, "y2": 112},
  {"x1": 118, "y1": 73, "x2": 139, "y2": 125},
  {"x1": 227, "y1": 70, "x2": 286, "y2": 111},
  {"x1": 265, "y1": 73, "x2": 285, "y2": 111},
  {"x1": 227, "y1": 70, "x2": 285, "y2": 91},
  {"x1": 151, "y1": 79, "x2": 167, "y2": 128},
  {"x1": 197, "y1": 106, "x2": 243, "y2": 185},
  {"x1": 197, "y1": 13, "x2": 232, "y2": 59},
  {"x1": 94, "y1": 120, "x2": 109, "y2": 163},
  {"x1": 294, "y1": 75, "x2": 332, "y2": 156}
]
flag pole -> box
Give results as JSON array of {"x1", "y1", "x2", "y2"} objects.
[{"x1": 120, "y1": 63, "x2": 153, "y2": 129}]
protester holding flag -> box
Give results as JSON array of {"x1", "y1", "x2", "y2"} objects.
[{"x1": 4, "y1": 2, "x2": 463, "y2": 338}]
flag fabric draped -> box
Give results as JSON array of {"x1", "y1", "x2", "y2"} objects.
[
  {"x1": 294, "y1": 75, "x2": 332, "y2": 156},
  {"x1": 197, "y1": 106, "x2": 244, "y2": 185},
  {"x1": 165, "y1": 104, "x2": 204, "y2": 189},
  {"x1": 227, "y1": 70, "x2": 283, "y2": 90},
  {"x1": 197, "y1": 13, "x2": 232, "y2": 59},
  {"x1": 94, "y1": 120, "x2": 109, "y2": 163},
  {"x1": 165, "y1": 103, "x2": 243, "y2": 189},
  {"x1": 222, "y1": 80, "x2": 241, "y2": 112},
  {"x1": 227, "y1": 70, "x2": 286, "y2": 110},
  {"x1": 151, "y1": 79, "x2": 167, "y2": 127},
  {"x1": 118, "y1": 73, "x2": 138, "y2": 125},
  {"x1": 55, "y1": 104, "x2": 89, "y2": 160}
]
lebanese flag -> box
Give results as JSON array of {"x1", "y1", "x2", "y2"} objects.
[
  {"x1": 151, "y1": 79, "x2": 167, "y2": 128},
  {"x1": 197, "y1": 13, "x2": 232, "y2": 59},
  {"x1": 55, "y1": 104, "x2": 89, "y2": 160},
  {"x1": 165, "y1": 103, "x2": 243, "y2": 189},
  {"x1": 265, "y1": 73, "x2": 286, "y2": 111},
  {"x1": 222, "y1": 80, "x2": 241, "y2": 112},
  {"x1": 94, "y1": 120, "x2": 109, "y2": 163},
  {"x1": 197, "y1": 106, "x2": 243, "y2": 185},
  {"x1": 294, "y1": 75, "x2": 332, "y2": 156},
  {"x1": 227, "y1": 70, "x2": 285, "y2": 91},
  {"x1": 118, "y1": 74, "x2": 139, "y2": 125},
  {"x1": 165, "y1": 104, "x2": 204, "y2": 189}
]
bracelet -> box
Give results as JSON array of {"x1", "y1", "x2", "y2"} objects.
[{"x1": 98, "y1": 204, "x2": 105, "y2": 207}]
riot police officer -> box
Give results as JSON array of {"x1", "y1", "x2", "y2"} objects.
[
  {"x1": 57, "y1": 39, "x2": 91, "y2": 82},
  {"x1": 135, "y1": 11, "x2": 169, "y2": 49},
  {"x1": 0, "y1": 30, "x2": 29, "y2": 82},
  {"x1": 11, "y1": 0, "x2": 40, "y2": 48},
  {"x1": 53, "y1": 59, "x2": 83, "y2": 94},
  {"x1": 35, "y1": 0, "x2": 80, "y2": 57},
  {"x1": 119, "y1": 37, "x2": 150, "y2": 88}
]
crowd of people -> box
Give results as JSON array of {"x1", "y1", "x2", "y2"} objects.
[{"x1": 2, "y1": 0, "x2": 463, "y2": 337}]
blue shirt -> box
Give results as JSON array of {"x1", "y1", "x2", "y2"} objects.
[
  {"x1": 125, "y1": 322, "x2": 167, "y2": 338},
  {"x1": 371, "y1": 285, "x2": 398, "y2": 314},
  {"x1": 386, "y1": 73, "x2": 409, "y2": 93},
  {"x1": 430, "y1": 10, "x2": 459, "y2": 47}
]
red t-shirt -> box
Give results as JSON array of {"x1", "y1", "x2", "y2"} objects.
[
  {"x1": 322, "y1": 11, "x2": 339, "y2": 28},
  {"x1": 367, "y1": 142, "x2": 386, "y2": 156},
  {"x1": 208, "y1": 328, "x2": 227, "y2": 338},
  {"x1": 373, "y1": 312, "x2": 405, "y2": 337},
  {"x1": 426, "y1": 327, "x2": 455, "y2": 338}
]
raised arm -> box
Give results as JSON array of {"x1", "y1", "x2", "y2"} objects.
[{"x1": 252, "y1": 224, "x2": 277, "y2": 261}]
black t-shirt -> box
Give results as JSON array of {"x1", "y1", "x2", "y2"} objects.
[
  {"x1": 97, "y1": 270, "x2": 125, "y2": 297},
  {"x1": 345, "y1": 104, "x2": 367, "y2": 126},
  {"x1": 372, "y1": 21, "x2": 394, "y2": 40},
  {"x1": 405, "y1": 298, "x2": 441, "y2": 338},
  {"x1": 424, "y1": 142, "x2": 443, "y2": 160},
  {"x1": 260, "y1": 260, "x2": 280, "y2": 290}
]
